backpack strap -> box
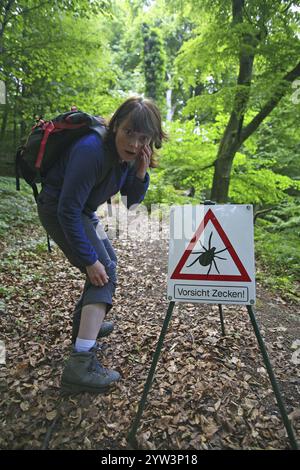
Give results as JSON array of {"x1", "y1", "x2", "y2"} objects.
[
  {"x1": 15, "y1": 146, "x2": 25, "y2": 191},
  {"x1": 31, "y1": 183, "x2": 39, "y2": 203},
  {"x1": 46, "y1": 233, "x2": 52, "y2": 253},
  {"x1": 35, "y1": 121, "x2": 55, "y2": 169}
]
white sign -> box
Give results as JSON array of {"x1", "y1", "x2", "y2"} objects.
[{"x1": 167, "y1": 205, "x2": 256, "y2": 305}]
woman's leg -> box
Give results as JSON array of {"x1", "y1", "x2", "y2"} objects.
[
  {"x1": 78, "y1": 302, "x2": 106, "y2": 340},
  {"x1": 80, "y1": 216, "x2": 117, "y2": 310},
  {"x1": 73, "y1": 217, "x2": 117, "y2": 350},
  {"x1": 71, "y1": 227, "x2": 117, "y2": 342},
  {"x1": 38, "y1": 194, "x2": 117, "y2": 341},
  {"x1": 37, "y1": 196, "x2": 120, "y2": 393}
]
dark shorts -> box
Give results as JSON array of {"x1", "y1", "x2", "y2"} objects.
[{"x1": 37, "y1": 191, "x2": 117, "y2": 310}]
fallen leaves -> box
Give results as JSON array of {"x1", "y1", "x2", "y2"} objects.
[{"x1": 0, "y1": 223, "x2": 300, "y2": 450}]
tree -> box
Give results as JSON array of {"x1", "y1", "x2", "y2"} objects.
[
  {"x1": 141, "y1": 22, "x2": 166, "y2": 103},
  {"x1": 0, "y1": 1, "x2": 118, "y2": 174},
  {"x1": 211, "y1": 0, "x2": 300, "y2": 202},
  {"x1": 174, "y1": 0, "x2": 300, "y2": 202}
]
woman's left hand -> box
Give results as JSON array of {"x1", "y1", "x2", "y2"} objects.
[{"x1": 136, "y1": 144, "x2": 152, "y2": 181}]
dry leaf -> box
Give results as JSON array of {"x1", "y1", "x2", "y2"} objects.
[
  {"x1": 84, "y1": 436, "x2": 92, "y2": 449},
  {"x1": 288, "y1": 409, "x2": 300, "y2": 422},
  {"x1": 20, "y1": 401, "x2": 30, "y2": 412},
  {"x1": 46, "y1": 410, "x2": 57, "y2": 421}
]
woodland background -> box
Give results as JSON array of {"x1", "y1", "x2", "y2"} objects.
[
  {"x1": 0, "y1": 0, "x2": 300, "y2": 451},
  {"x1": 0, "y1": 0, "x2": 299, "y2": 297}
]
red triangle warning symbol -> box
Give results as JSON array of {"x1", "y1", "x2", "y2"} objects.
[{"x1": 171, "y1": 209, "x2": 251, "y2": 282}]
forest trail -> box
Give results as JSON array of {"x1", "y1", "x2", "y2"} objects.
[{"x1": 0, "y1": 223, "x2": 299, "y2": 450}]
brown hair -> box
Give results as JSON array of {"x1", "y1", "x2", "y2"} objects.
[{"x1": 106, "y1": 96, "x2": 167, "y2": 168}]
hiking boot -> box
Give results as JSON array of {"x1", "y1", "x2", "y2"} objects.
[
  {"x1": 60, "y1": 347, "x2": 120, "y2": 395},
  {"x1": 97, "y1": 321, "x2": 114, "y2": 339}
]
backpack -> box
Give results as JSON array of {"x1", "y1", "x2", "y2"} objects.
[
  {"x1": 15, "y1": 108, "x2": 113, "y2": 251},
  {"x1": 15, "y1": 108, "x2": 109, "y2": 201}
]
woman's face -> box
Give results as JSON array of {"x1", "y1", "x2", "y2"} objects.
[{"x1": 115, "y1": 117, "x2": 151, "y2": 163}]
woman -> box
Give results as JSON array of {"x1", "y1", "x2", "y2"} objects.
[{"x1": 37, "y1": 96, "x2": 166, "y2": 394}]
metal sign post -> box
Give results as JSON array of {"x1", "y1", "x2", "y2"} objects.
[
  {"x1": 127, "y1": 301, "x2": 176, "y2": 446},
  {"x1": 246, "y1": 305, "x2": 298, "y2": 449},
  {"x1": 127, "y1": 204, "x2": 299, "y2": 449}
]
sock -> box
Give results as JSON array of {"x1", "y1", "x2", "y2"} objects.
[{"x1": 74, "y1": 338, "x2": 95, "y2": 352}]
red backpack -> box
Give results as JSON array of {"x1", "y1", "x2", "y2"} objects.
[
  {"x1": 15, "y1": 108, "x2": 107, "y2": 201},
  {"x1": 15, "y1": 108, "x2": 112, "y2": 252}
]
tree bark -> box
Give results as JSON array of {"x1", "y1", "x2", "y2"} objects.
[{"x1": 211, "y1": 0, "x2": 254, "y2": 202}]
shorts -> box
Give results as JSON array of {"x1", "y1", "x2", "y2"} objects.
[{"x1": 37, "y1": 190, "x2": 117, "y2": 310}]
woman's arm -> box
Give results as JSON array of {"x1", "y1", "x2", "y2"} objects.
[
  {"x1": 57, "y1": 134, "x2": 103, "y2": 267},
  {"x1": 120, "y1": 145, "x2": 151, "y2": 208}
]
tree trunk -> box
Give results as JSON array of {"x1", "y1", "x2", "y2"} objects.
[
  {"x1": 211, "y1": 0, "x2": 254, "y2": 202},
  {"x1": 211, "y1": 159, "x2": 233, "y2": 203},
  {"x1": 210, "y1": 103, "x2": 245, "y2": 202}
]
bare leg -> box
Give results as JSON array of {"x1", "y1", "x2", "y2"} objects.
[{"x1": 78, "y1": 303, "x2": 106, "y2": 341}]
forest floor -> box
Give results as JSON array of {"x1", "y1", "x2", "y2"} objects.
[{"x1": 0, "y1": 219, "x2": 300, "y2": 451}]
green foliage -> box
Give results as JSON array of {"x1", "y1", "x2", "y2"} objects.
[
  {"x1": 255, "y1": 232, "x2": 300, "y2": 300},
  {"x1": 254, "y1": 199, "x2": 300, "y2": 300},
  {"x1": 158, "y1": 120, "x2": 216, "y2": 198},
  {"x1": 229, "y1": 152, "x2": 300, "y2": 204},
  {"x1": 143, "y1": 170, "x2": 193, "y2": 209},
  {"x1": 157, "y1": 118, "x2": 300, "y2": 205},
  {"x1": 260, "y1": 200, "x2": 300, "y2": 235},
  {"x1": 1, "y1": 0, "x2": 300, "y2": 299},
  {"x1": 0, "y1": 177, "x2": 39, "y2": 237},
  {"x1": 0, "y1": 0, "x2": 119, "y2": 154},
  {"x1": 253, "y1": 97, "x2": 300, "y2": 180}
]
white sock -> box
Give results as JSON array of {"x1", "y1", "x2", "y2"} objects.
[{"x1": 75, "y1": 338, "x2": 95, "y2": 352}]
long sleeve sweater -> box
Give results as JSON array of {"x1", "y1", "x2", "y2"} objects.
[{"x1": 41, "y1": 132, "x2": 149, "y2": 266}]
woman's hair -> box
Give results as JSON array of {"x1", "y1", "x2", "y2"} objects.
[{"x1": 106, "y1": 96, "x2": 167, "y2": 168}]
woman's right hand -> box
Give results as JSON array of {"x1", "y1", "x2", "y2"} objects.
[{"x1": 86, "y1": 260, "x2": 109, "y2": 287}]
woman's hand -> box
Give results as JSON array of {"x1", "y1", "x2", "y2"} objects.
[
  {"x1": 86, "y1": 260, "x2": 109, "y2": 287},
  {"x1": 136, "y1": 144, "x2": 152, "y2": 181}
]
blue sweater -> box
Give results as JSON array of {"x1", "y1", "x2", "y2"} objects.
[{"x1": 42, "y1": 132, "x2": 150, "y2": 266}]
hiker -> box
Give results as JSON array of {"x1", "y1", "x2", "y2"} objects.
[{"x1": 37, "y1": 96, "x2": 166, "y2": 394}]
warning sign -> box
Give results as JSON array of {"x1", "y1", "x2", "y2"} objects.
[{"x1": 167, "y1": 205, "x2": 256, "y2": 305}]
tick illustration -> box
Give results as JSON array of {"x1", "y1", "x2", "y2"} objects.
[{"x1": 187, "y1": 231, "x2": 228, "y2": 275}]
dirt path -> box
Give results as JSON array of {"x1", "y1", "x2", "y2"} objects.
[{"x1": 0, "y1": 225, "x2": 299, "y2": 450}]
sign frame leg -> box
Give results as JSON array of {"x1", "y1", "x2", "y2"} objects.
[
  {"x1": 246, "y1": 305, "x2": 299, "y2": 449},
  {"x1": 127, "y1": 301, "x2": 176, "y2": 447},
  {"x1": 218, "y1": 304, "x2": 226, "y2": 336}
]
